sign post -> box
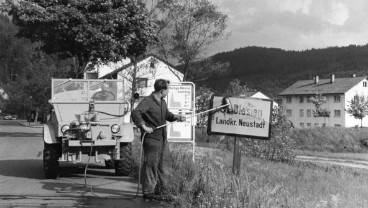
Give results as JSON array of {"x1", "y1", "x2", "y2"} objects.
[
  {"x1": 166, "y1": 82, "x2": 196, "y2": 162},
  {"x1": 208, "y1": 96, "x2": 273, "y2": 174}
]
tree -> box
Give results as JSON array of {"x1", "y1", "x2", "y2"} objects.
[
  {"x1": 346, "y1": 94, "x2": 368, "y2": 127},
  {"x1": 144, "y1": 0, "x2": 230, "y2": 81},
  {"x1": 308, "y1": 91, "x2": 330, "y2": 126},
  {"x1": 1, "y1": 0, "x2": 159, "y2": 78}
]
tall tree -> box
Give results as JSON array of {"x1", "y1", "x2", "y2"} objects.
[
  {"x1": 144, "y1": 0, "x2": 229, "y2": 81},
  {"x1": 1, "y1": 0, "x2": 158, "y2": 78},
  {"x1": 346, "y1": 94, "x2": 368, "y2": 127}
]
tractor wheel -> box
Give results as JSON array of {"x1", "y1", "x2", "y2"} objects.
[
  {"x1": 114, "y1": 143, "x2": 132, "y2": 176},
  {"x1": 105, "y1": 159, "x2": 114, "y2": 169},
  {"x1": 43, "y1": 143, "x2": 60, "y2": 179}
]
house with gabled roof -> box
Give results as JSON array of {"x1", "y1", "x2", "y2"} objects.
[
  {"x1": 84, "y1": 54, "x2": 184, "y2": 100},
  {"x1": 279, "y1": 74, "x2": 368, "y2": 128},
  {"x1": 96, "y1": 54, "x2": 183, "y2": 97}
]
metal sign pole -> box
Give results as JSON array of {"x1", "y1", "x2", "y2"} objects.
[{"x1": 232, "y1": 136, "x2": 241, "y2": 175}]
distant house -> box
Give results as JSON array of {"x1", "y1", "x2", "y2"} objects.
[
  {"x1": 239, "y1": 91, "x2": 279, "y2": 109},
  {"x1": 279, "y1": 74, "x2": 368, "y2": 128}
]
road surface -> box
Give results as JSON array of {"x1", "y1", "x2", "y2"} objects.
[{"x1": 0, "y1": 120, "x2": 162, "y2": 207}]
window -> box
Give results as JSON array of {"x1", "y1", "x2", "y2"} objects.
[
  {"x1": 299, "y1": 109, "x2": 304, "y2": 117},
  {"x1": 136, "y1": 78, "x2": 148, "y2": 88},
  {"x1": 334, "y1": 95, "x2": 341, "y2": 103},
  {"x1": 286, "y1": 96, "x2": 292, "y2": 103},
  {"x1": 334, "y1": 124, "x2": 341, "y2": 127},
  {"x1": 286, "y1": 109, "x2": 292, "y2": 117},
  {"x1": 307, "y1": 123, "x2": 311, "y2": 128},
  {"x1": 307, "y1": 96, "x2": 311, "y2": 103},
  {"x1": 364, "y1": 82, "x2": 367, "y2": 87},
  {"x1": 307, "y1": 109, "x2": 311, "y2": 117},
  {"x1": 299, "y1": 96, "x2": 304, "y2": 103},
  {"x1": 300, "y1": 123, "x2": 304, "y2": 128},
  {"x1": 334, "y1": 110, "x2": 341, "y2": 117}
]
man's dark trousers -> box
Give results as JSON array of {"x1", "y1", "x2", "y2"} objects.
[{"x1": 142, "y1": 137, "x2": 170, "y2": 195}]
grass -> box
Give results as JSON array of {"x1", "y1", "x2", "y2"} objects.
[
  {"x1": 131, "y1": 137, "x2": 368, "y2": 208},
  {"x1": 162, "y1": 146, "x2": 368, "y2": 208},
  {"x1": 129, "y1": 126, "x2": 368, "y2": 208}
]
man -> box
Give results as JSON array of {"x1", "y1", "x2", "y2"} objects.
[{"x1": 131, "y1": 79, "x2": 186, "y2": 201}]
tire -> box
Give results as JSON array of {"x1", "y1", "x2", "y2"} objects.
[
  {"x1": 105, "y1": 159, "x2": 114, "y2": 169},
  {"x1": 43, "y1": 143, "x2": 60, "y2": 179},
  {"x1": 114, "y1": 143, "x2": 132, "y2": 176}
]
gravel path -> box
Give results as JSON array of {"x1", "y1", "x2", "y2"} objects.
[{"x1": 296, "y1": 155, "x2": 368, "y2": 170}]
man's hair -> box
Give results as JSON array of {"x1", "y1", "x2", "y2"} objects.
[{"x1": 154, "y1": 79, "x2": 169, "y2": 92}]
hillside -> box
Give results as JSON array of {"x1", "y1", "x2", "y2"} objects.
[{"x1": 200, "y1": 45, "x2": 368, "y2": 98}]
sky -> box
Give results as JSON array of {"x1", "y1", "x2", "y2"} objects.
[{"x1": 209, "y1": 0, "x2": 368, "y2": 55}]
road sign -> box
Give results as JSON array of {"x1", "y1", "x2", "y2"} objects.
[
  {"x1": 167, "y1": 115, "x2": 193, "y2": 141},
  {"x1": 165, "y1": 82, "x2": 196, "y2": 162},
  {"x1": 207, "y1": 96, "x2": 273, "y2": 140},
  {"x1": 167, "y1": 84, "x2": 193, "y2": 110}
]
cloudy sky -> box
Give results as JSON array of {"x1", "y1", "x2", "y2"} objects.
[{"x1": 209, "y1": 0, "x2": 368, "y2": 55}]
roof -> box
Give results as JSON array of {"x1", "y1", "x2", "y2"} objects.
[
  {"x1": 279, "y1": 76, "x2": 367, "y2": 96},
  {"x1": 100, "y1": 54, "x2": 182, "y2": 79},
  {"x1": 240, "y1": 91, "x2": 258, "y2": 97}
]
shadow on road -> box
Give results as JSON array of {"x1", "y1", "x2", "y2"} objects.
[
  {"x1": 0, "y1": 132, "x2": 42, "y2": 137},
  {"x1": 0, "y1": 159, "x2": 44, "y2": 179}
]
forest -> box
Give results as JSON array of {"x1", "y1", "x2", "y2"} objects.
[{"x1": 202, "y1": 45, "x2": 368, "y2": 98}]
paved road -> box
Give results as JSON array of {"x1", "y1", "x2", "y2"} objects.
[{"x1": 0, "y1": 120, "x2": 162, "y2": 208}]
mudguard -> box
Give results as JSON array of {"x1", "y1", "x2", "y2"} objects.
[
  {"x1": 119, "y1": 123, "x2": 134, "y2": 143},
  {"x1": 43, "y1": 124, "x2": 59, "y2": 144}
]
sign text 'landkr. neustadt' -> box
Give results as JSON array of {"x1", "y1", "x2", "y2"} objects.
[{"x1": 207, "y1": 96, "x2": 273, "y2": 139}]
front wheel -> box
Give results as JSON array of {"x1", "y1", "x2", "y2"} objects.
[
  {"x1": 43, "y1": 143, "x2": 60, "y2": 179},
  {"x1": 114, "y1": 143, "x2": 132, "y2": 176}
]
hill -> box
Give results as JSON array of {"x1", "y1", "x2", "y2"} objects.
[{"x1": 200, "y1": 45, "x2": 368, "y2": 98}]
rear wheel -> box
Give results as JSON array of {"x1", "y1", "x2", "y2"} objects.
[
  {"x1": 114, "y1": 143, "x2": 132, "y2": 176},
  {"x1": 105, "y1": 159, "x2": 114, "y2": 169},
  {"x1": 43, "y1": 143, "x2": 60, "y2": 179}
]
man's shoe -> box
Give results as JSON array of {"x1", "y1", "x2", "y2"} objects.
[{"x1": 143, "y1": 193, "x2": 160, "y2": 201}]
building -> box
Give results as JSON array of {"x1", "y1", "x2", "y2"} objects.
[
  {"x1": 279, "y1": 75, "x2": 368, "y2": 128},
  {"x1": 239, "y1": 91, "x2": 279, "y2": 109},
  {"x1": 88, "y1": 55, "x2": 184, "y2": 122},
  {"x1": 99, "y1": 54, "x2": 183, "y2": 99}
]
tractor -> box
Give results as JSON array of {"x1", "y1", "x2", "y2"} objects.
[{"x1": 43, "y1": 78, "x2": 134, "y2": 179}]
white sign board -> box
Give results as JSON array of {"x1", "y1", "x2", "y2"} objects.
[
  {"x1": 167, "y1": 115, "x2": 193, "y2": 141},
  {"x1": 207, "y1": 96, "x2": 273, "y2": 139},
  {"x1": 165, "y1": 82, "x2": 195, "y2": 142},
  {"x1": 167, "y1": 84, "x2": 192, "y2": 110}
]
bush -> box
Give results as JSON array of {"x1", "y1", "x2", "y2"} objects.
[{"x1": 240, "y1": 108, "x2": 296, "y2": 163}]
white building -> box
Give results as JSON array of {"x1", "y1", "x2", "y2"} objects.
[
  {"x1": 279, "y1": 75, "x2": 368, "y2": 128},
  {"x1": 99, "y1": 54, "x2": 183, "y2": 98}
]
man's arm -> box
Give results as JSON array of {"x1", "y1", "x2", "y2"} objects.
[{"x1": 131, "y1": 99, "x2": 153, "y2": 133}]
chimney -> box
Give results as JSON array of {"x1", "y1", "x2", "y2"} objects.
[
  {"x1": 353, "y1": 74, "x2": 356, "y2": 77},
  {"x1": 314, "y1": 76, "x2": 319, "y2": 84},
  {"x1": 330, "y1": 74, "x2": 335, "y2": 83}
]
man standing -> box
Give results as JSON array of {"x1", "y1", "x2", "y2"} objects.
[{"x1": 131, "y1": 79, "x2": 185, "y2": 201}]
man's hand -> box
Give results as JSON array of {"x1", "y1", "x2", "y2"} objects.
[
  {"x1": 142, "y1": 125, "x2": 154, "y2": 133},
  {"x1": 176, "y1": 115, "x2": 186, "y2": 122}
]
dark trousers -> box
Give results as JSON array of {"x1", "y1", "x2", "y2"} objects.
[{"x1": 142, "y1": 137, "x2": 169, "y2": 195}]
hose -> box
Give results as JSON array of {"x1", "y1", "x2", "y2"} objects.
[{"x1": 81, "y1": 132, "x2": 146, "y2": 200}]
